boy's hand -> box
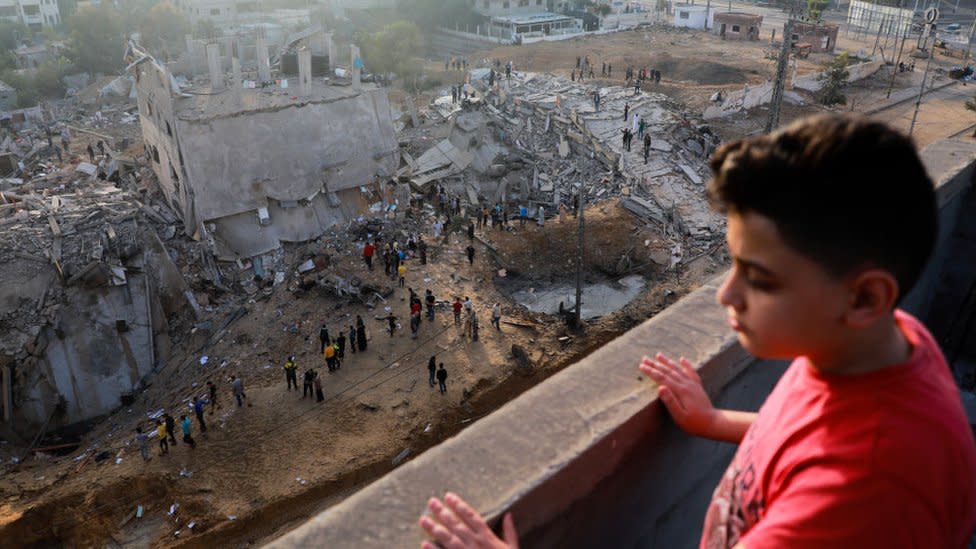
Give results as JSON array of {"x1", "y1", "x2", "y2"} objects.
[
  {"x1": 419, "y1": 492, "x2": 518, "y2": 549},
  {"x1": 639, "y1": 353, "x2": 717, "y2": 438}
]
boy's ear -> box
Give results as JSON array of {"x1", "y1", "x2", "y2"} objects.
[{"x1": 846, "y1": 268, "x2": 900, "y2": 328}]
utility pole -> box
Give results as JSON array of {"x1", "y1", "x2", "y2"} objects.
[
  {"x1": 966, "y1": 12, "x2": 976, "y2": 61},
  {"x1": 909, "y1": 8, "x2": 941, "y2": 135},
  {"x1": 886, "y1": 6, "x2": 914, "y2": 98},
  {"x1": 766, "y1": 15, "x2": 795, "y2": 133},
  {"x1": 574, "y1": 182, "x2": 585, "y2": 329},
  {"x1": 705, "y1": 0, "x2": 711, "y2": 30}
]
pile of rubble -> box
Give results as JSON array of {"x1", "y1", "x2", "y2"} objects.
[{"x1": 398, "y1": 70, "x2": 725, "y2": 259}]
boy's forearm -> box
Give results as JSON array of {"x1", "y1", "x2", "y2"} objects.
[{"x1": 705, "y1": 410, "x2": 757, "y2": 444}]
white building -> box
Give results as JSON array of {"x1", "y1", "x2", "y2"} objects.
[
  {"x1": 672, "y1": 4, "x2": 713, "y2": 29},
  {"x1": 474, "y1": 0, "x2": 548, "y2": 18},
  {"x1": 0, "y1": 0, "x2": 61, "y2": 31}
]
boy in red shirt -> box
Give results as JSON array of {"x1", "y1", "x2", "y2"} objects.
[{"x1": 418, "y1": 115, "x2": 976, "y2": 548}]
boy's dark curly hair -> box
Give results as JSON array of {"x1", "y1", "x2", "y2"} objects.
[{"x1": 708, "y1": 114, "x2": 937, "y2": 300}]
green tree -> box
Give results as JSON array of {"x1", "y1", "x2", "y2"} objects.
[
  {"x1": 67, "y1": 3, "x2": 125, "y2": 76},
  {"x1": 139, "y1": 1, "x2": 190, "y2": 58},
  {"x1": 396, "y1": 0, "x2": 479, "y2": 32},
  {"x1": 0, "y1": 21, "x2": 29, "y2": 51},
  {"x1": 361, "y1": 20, "x2": 425, "y2": 89},
  {"x1": 806, "y1": 0, "x2": 828, "y2": 22},
  {"x1": 817, "y1": 52, "x2": 849, "y2": 106}
]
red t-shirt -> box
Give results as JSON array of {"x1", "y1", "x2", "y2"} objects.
[
  {"x1": 700, "y1": 310, "x2": 976, "y2": 549},
  {"x1": 453, "y1": 302, "x2": 462, "y2": 314},
  {"x1": 363, "y1": 243, "x2": 375, "y2": 257}
]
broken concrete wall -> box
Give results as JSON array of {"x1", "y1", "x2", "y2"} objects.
[
  {"x1": 791, "y1": 58, "x2": 884, "y2": 93},
  {"x1": 702, "y1": 80, "x2": 774, "y2": 119},
  {"x1": 132, "y1": 57, "x2": 198, "y2": 236},
  {"x1": 19, "y1": 267, "x2": 153, "y2": 430},
  {"x1": 175, "y1": 88, "x2": 398, "y2": 258}
]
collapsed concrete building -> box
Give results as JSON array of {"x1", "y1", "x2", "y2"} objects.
[
  {"x1": 0, "y1": 171, "x2": 190, "y2": 440},
  {"x1": 125, "y1": 34, "x2": 399, "y2": 261}
]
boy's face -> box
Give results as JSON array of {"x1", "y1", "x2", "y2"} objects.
[{"x1": 717, "y1": 211, "x2": 850, "y2": 361}]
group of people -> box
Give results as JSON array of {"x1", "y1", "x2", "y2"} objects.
[{"x1": 134, "y1": 376, "x2": 247, "y2": 461}]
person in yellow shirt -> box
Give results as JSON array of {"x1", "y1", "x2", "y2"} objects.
[
  {"x1": 156, "y1": 419, "x2": 169, "y2": 455},
  {"x1": 284, "y1": 356, "x2": 298, "y2": 391},
  {"x1": 325, "y1": 344, "x2": 336, "y2": 372},
  {"x1": 398, "y1": 262, "x2": 407, "y2": 288}
]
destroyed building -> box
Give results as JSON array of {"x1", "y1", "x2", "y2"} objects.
[
  {"x1": 126, "y1": 37, "x2": 399, "y2": 261},
  {"x1": 791, "y1": 21, "x2": 839, "y2": 53}
]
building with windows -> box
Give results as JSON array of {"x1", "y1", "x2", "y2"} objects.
[
  {"x1": 474, "y1": 0, "x2": 580, "y2": 40},
  {"x1": 712, "y1": 12, "x2": 762, "y2": 40},
  {"x1": 474, "y1": 0, "x2": 548, "y2": 17},
  {"x1": 0, "y1": 0, "x2": 61, "y2": 31}
]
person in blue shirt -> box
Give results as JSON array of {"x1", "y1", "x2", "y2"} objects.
[
  {"x1": 180, "y1": 415, "x2": 196, "y2": 448},
  {"x1": 193, "y1": 397, "x2": 207, "y2": 434}
]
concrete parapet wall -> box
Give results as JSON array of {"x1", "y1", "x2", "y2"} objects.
[{"x1": 267, "y1": 137, "x2": 976, "y2": 548}]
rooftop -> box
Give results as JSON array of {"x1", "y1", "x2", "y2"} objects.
[
  {"x1": 174, "y1": 79, "x2": 375, "y2": 122},
  {"x1": 491, "y1": 12, "x2": 578, "y2": 24}
]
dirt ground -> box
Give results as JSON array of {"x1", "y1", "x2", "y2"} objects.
[
  {"x1": 0, "y1": 198, "x2": 725, "y2": 547},
  {"x1": 4, "y1": 20, "x2": 970, "y2": 547}
]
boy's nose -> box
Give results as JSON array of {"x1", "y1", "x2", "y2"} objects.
[{"x1": 716, "y1": 271, "x2": 743, "y2": 311}]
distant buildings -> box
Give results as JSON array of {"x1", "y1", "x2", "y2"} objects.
[
  {"x1": 0, "y1": 0, "x2": 61, "y2": 31},
  {"x1": 0, "y1": 80, "x2": 17, "y2": 111},
  {"x1": 176, "y1": 0, "x2": 311, "y2": 32}
]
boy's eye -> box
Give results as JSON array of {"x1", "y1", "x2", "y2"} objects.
[{"x1": 746, "y1": 276, "x2": 776, "y2": 291}]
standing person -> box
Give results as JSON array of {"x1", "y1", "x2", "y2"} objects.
[
  {"x1": 284, "y1": 356, "x2": 298, "y2": 390},
  {"x1": 302, "y1": 368, "x2": 314, "y2": 398},
  {"x1": 519, "y1": 205, "x2": 527, "y2": 226},
  {"x1": 425, "y1": 289, "x2": 436, "y2": 321},
  {"x1": 418, "y1": 238, "x2": 428, "y2": 265},
  {"x1": 135, "y1": 427, "x2": 151, "y2": 462},
  {"x1": 207, "y1": 380, "x2": 219, "y2": 414},
  {"x1": 638, "y1": 117, "x2": 646, "y2": 140},
  {"x1": 86, "y1": 142, "x2": 95, "y2": 162},
  {"x1": 356, "y1": 315, "x2": 367, "y2": 351},
  {"x1": 428, "y1": 355, "x2": 437, "y2": 387},
  {"x1": 398, "y1": 261, "x2": 407, "y2": 288},
  {"x1": 491, "y1": 303, "x2": 502, "y2": 330},
  {"x1": 180, "y1": 415, "x2": 196, "y2": 449},
  {"x1": 559, "y1": 202, "x2": 568, "y2": 224},
  {"x1": 467, "y1": 221, "x2": 475, "y2": 241},
  {"x1": 453, "y1": 297, "x2": 463, "y2": 326},
  {"x1": 325, "y1": 343, "x2": 336, "y2": 372},
  {"x1": 362, "y1": 241, "x2": 375, "y2": 271},
  {"x1": 623, "y1": 102, "x2": 629, "y2": 122},
  {"x1": 193, "y1": 397, "x2": 207, "y2": 433},
  {"x1": 231, "y1": 375, "x2": 246, "y2": 407},
  {"x1": 644, "y1": 132, "x2": 652, "y2": 164},
  {"x1": 386, "y1": 314, "x2": 398, "y2": 337},
  {"x1": 331, "y1": 342, "x2": 342, "y2": 370},
  {"x1": 163, "y1": 413, "x2": 178, "y2": 446},
  {"x1": 410, "y1": 310, "x2": 421, "y2": 339},
  {"x1": 314, "y1": 371, "x2": 324, "y2": 402},
  {"x1": 336, "y1": 331, "x2": 346, "y2": 359},
  {"x1": 607, "y1": 63, "x2": 612, "y2": 77},
  {"x1": 466, "y1": 244, "x2": 475, "y2": 265},
  {"x1": 436, "y1": 364, "x2": 448, "y2": 395},
  {"x1": 348, "y1": 325, "x2": 358, "y2": 354},
  {"x1": 156, "y1": 420, "x2": 169, "y2": 455},
  {"x1": 319, "y1": 324, "x2": 331, "y2": 354},
  {"x1": 537, "y1": 205, "x2": 546, "y2": 227}
]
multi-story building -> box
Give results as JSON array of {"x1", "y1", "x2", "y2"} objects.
[
  {"x1": 177, "y1": 0, "x2": 310, "y2": 32},
  {"x1": 0, "y1": 0, "x2": 61, "y2": 31},
  {"x1": 474, "y1": 0, "x2": 548, "y2": 17}
]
